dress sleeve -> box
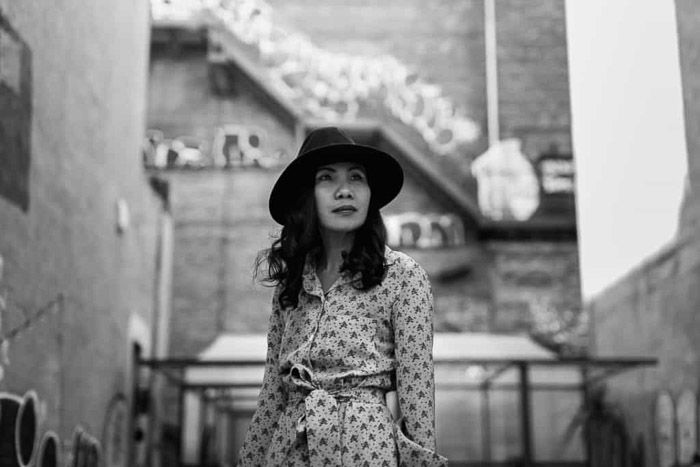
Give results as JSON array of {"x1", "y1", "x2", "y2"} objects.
[
  {"x1": 237, "y1": 286, "x2": 287, "y2": 466},
  {"x1": 391, "y1": 260, "x2": 437, "y2": 451}
]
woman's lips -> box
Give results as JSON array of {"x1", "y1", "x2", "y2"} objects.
[{"x1": 332, "y1": 205, "x2": 357, "y2": 214}]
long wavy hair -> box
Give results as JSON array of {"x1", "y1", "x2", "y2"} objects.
[{"x1": 256, "y1": 187, "x2": 388, "y2": 309}]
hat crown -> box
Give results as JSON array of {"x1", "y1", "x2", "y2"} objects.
[
  {"x1": 298, "y1": 127, "x2": 355, "y2": 157},
  {"x1": 269, "y1": 126, "x2": 403, "y2": 225}
]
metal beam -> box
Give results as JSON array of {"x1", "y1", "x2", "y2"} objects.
[
  {"x1": 138, "y1": 358, "x2": 264, "y2": 368},
  {"x1": 480, "y1": 382, "x2": 492, "y2": 462},
  {"x1": 518, "y1": 362, "x2": 533, "y2": 466},
  {"x1": 479, "y1": 363, "x2": 513, "y2": 387}
]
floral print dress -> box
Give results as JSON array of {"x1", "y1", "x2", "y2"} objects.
[{"x1": 237, "y1": 247, "x2": 447, "y2": 466}]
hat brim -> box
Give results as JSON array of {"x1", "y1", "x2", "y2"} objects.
[{"x1": 269, "y1": 143, "x2": 404, "y2": 225}]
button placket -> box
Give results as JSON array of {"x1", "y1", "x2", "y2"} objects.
[{"x1": 307, "y1": 290, "x2": 330, "y2": 371}]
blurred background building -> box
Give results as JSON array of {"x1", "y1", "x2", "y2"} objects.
[
  {"x1": 145, "y1": 0, "x2": 583, "y2": 465},
  {"x1": 147, "y1": 0, "x2": 581, "y2": 358},
  {"x1": 0, "y1": 0, "x2": 697, "y2": 466}
]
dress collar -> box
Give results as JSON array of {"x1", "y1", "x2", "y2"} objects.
[{"x1": 301, "y1": 245, "x2": 397, "y2": 297}]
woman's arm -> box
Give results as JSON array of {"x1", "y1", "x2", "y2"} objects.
[
  {"x1": 391, "y1": 259, "x2": 437, "y2": 450},
  {"x1": 237, "y1": 287, "x2": 286, "y2": 466}
]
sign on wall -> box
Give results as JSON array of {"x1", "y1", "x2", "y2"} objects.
[
  {"x1": 384, "y1": 212, "x2": 465, "y2": 249},
  {"x1": 537, "y1": 155, "x2": 575, "y2": 194},
  {"x1": 143, "y1": 125, "x2": 285, "y2": 169},
  {"x1": 471, "y1": 139, "x2": 540, "y2": 221},
  {"x1": 0, "y1": 12, "x2": 32, "y2": 211}
]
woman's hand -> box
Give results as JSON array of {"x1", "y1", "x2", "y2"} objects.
[{"x1": 385, "y1": 390, "x2": 402, "y2": 422}]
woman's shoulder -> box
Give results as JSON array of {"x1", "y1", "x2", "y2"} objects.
[{"x1": 384, "y1": 246, "x2": 428, "y2": 277}]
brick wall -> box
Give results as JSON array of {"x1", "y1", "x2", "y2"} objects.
[
  {"x1": 267, "y1": 0, "x2": 571, "y2": 159},
  {"x1": 268, "y1": 0, "x2": 488, "y2": 133},
  {"x1": 496, "y1": 0, "x2": 572, "y2": 156},
  {"x1": 148, "y1": 49, "x2": 298, "y2": 355},
  {"x1": 488, "y1": 241, "x2": 581, "y2": 336},
  {"x1": 150, "y1": 15, "x2": 579, "y2": 353},
  {"x1": 158, "y1": 158, "x2": 477, "y2": 355},
  {"x1": 0, "y1": 0, "x2": 163, "y2": 461},
  {"x1": 162, "y1": 169, "x2": 283, "y2": 356},
  {"x1": 161, "y1": 166, "x2": 579, "y2": 352}
]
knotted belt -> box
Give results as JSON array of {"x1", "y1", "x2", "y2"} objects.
[{"x1": 286, "y1": 363, "x2": 385, "y2": 467}]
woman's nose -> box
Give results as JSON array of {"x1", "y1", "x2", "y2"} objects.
[{"x1": 335, "y1": 183, "x2": 353, "y2": 199}]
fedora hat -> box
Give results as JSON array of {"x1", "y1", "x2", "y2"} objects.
[{"x1": 269, "y1": 127, "x2": 404, "y2": 225}]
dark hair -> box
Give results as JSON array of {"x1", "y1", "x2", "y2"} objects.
[{"x1": 256, "y1": 188, "x2": 387, "y2": 309}]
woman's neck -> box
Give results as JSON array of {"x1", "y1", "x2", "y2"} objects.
[{"x1": 317, "y1": 230, "x2": 355, "y2": 274}]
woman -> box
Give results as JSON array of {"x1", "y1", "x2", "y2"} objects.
[{"x1": 238, "y1": 127, "x2": 447, "y2": 466}]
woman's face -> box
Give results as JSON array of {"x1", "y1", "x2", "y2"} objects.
[{"x1": 314, "y1": 161, "x2": 371, "y2": 234}]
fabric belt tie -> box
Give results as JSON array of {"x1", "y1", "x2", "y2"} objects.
[{"x1": 287, "y1": 363, "x2": 384, "y2": 467}]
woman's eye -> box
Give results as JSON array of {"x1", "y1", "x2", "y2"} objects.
[
  {"x1": 316, "y1": 173, "x2": 331, "y2": 182},
  {"x1": 350, "y1": 172, "x2": 365, "y2": 181}
]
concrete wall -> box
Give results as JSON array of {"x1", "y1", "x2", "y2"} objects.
[
  {"x1": 588, "y1": 232, "x2": 700, "y2": 466},
  {"x1": 0, "y1": 0, "x2": 164, "y2": 464},
  {"x1": 587, "y1": 2, "x2": 700, "y2": 465},
  {"x1": 677, "y1": 0, "x2": 700, "y2": 236}
]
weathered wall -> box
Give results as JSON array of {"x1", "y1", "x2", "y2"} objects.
[
  {"x1": 588, "y1": 233, "x2": 700, "y2": 465},
  {"x1": 150, "y1": 4, "x2": 579, "y2": 353},
  {"x1": 148, "y1": 48, "x2": 296, "y2": 157},
  {"x1": 162, "y1": 169, "x2": 282, "y2": 356},
  {"x1": 0, "y1": 0, "x2": 163, "y2": 463},
  {"x1": 148, "y1": 48, "x2": 298, "y2": 356},
  {"x1": 158, "y1": 159, "x2": 475, "y2": 356},
  {"x1": 677, "y1": 0, "x2": 700, "y2": 236},
  {"x1": 588, "y1": 2, "x2": 700, "y2": 465},
  {"x1": 488, "y1": 241, "x2": 581, "y2": 334},
  {"x1": 495, "y1": 0, "x2": 571, "y2": 156},
  {"x1": 160, "y1": 165, "x2": 579, "y2": 355},
  {"x1": 267, "y1": 0, "x2": 572, "y2": 158},
  {"x1": 268, "y1": 0, "x2": 488, "y2": 136}
]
